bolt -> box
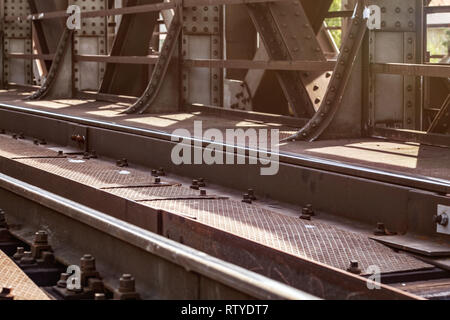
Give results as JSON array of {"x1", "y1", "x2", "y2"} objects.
[
  {"x1": 20, "y1": 251, "x2": 35, "y2": 265},
  {"x1": 116, "y1": 158, "x2": 128, "y2": 168},
  {"x1": 13, "y1": 247, "x2": 25, "y2": 261},
  {"x1": 58, "y1": 151, "x2": 64, "y2": 156},
  {"x1": 242, "y1": 194, "x2": 252, "y2": 204},
  {"x1": 57, "y1": 273, "x2": 69, "y2": 288},
  {"x1": 157, "y1": 167, "x2": 166, "y2": 176},
  {"x1": 248, "y1": 189, "x2": 257, "y2": 201},
  {"x1": 190, "y1": 180, "x2": 199, "y2": 190},
  {"x1": 154, "y1": 177, "x2": 161, "y2": 184},
  {"x1": 198, "y1": 178, "x2": 206, "y2": 187},
  {"x1": 80, "y1": 254, "x2": 96, "y2": 272},
  {"x1": 347, "y1": 260, "x2": 361, "y2": 274},
  {"x1": 434, "y1": 213, "x2": 449, "y2": 227},
  {"x1": 151, "y1": 169, "x2": 158, "y2": 177},
  {"x1": 119, "y1": 274, "x2": 135, "y2": 293},
  {"x1": 34, "y1": 230, "x2": 48, "y2": 245},
  {"x1": 95, "y1": 293, "x2": 106, "y2": 300},
  {"x1": 200, "y1": 189, "x2": 207, "y2": 196},
  {"x1": 374, "y1": 222, "x2": 387, "y2": 236}
]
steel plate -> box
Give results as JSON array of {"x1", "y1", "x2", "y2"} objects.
[
  {"x1": 143, "y1": 198, "x2": 432, "y2": 275},
  {"x1": 0, "y1": 249, "x2": 50, "y2": 300}
]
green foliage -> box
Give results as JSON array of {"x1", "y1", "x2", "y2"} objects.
[{"x1": 326, "y1": 0, "x2": 343, "y2": 47}]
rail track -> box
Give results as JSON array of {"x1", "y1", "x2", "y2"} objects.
[{"x1": 0, "y1": 101, "x2": 449, "y2": 300}]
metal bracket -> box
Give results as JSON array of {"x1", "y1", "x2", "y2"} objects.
[{"x1": 436, "y1": 205, "x2": 450, "y2": 235}]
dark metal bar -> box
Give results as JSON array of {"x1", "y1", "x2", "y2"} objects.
[
  {"x1": 425, "y1": 5, "x2": 450, "y2": 14},
  {"x1": 75, "y1": 54, "x2": 159, "y2": 64},
  {"x1": 4, "y1": 0, "x2": 291, "y2": 22},
  {"x1": 325, "y1": 10, "x2": 353, "y2": 18},
  {"x1": 6, "y1": 53, "x2": 55, "y2": 60},
  {"x1": 183, "y1": 59, "x2": 336, "y2": 71},
  {"x1": 371, "y1": 63, "x2": 450, "y2": 78}
]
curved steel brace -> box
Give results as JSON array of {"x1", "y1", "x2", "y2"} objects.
[
  {"x1": 27, "y1": 28, "x2": 73, "y2": 101},
  {"x1": 284, "y1": 1, "x2": 368, "y2": 142},
  {"x1": 123, "y1": 12, "x2": 182, "y2": 115}
]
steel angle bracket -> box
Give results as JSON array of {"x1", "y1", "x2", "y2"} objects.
[
  {"x1": 284, "y1": 0, "x2": 368, "y2": 142},
  {"x1": 123, "y1": 10, "x2": 182, "y2": 115},
  {"x1": 27, "y1": 28, "x2": 74, "y2": 101}
]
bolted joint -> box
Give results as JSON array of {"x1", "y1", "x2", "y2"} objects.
[
  {"x1": 190, "y1": 180, "x2": 200, "y2": 190},
  {"x1": 114, "y1": 274, "x2": 140, "y2": 300},
  {"x1": 116, "y1": 158, "x2": 129, "y2": 168},
  {"x1": 20, "y1": 251, "x2": 36, "y2": 266},
  {"x1": 57, "y1": 273, "x2": 69, "y2": 288},
  {"x1": 80, "y1": 254, "x2": 96, "y2": 272},
  {"x1": 13, "y1": 247, "x2": 25, "y2": 261},
  {"x1": 373, "y1": 222, "x2": 387, "y2": 236},
  {"x1": 242, "y1": 194, "x2": 252, "y2": 204},
  {"x1": 34, "y1": 230, "x2": 48, "y2": 245},
  {"x1": 434, "y1": 213, "x2": 449, "y2": 227},
  {"x1": 347, "y1": 260, "x2": 362, "y2": 275}
]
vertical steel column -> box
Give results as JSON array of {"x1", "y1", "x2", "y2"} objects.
[
  {"x1": 368, "y1": 0, "x2": 421, "y2": 130},
  {"x1": 71, "y1": 0, "x2": 107, "y2": 92},
  {"x1": 2, "y1": 0, "x2": 32, "y2": 86},
  {"x1": 181, "y1": 4, "x2": 223, "y2": 107}
]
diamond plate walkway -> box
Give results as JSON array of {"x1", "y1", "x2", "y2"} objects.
[
  {"x1": 0, "y1": 249, "x2": 50, "y2": 300},
  {"x1": 0, "y1": 133, "x2": 432, "y2": 276}
]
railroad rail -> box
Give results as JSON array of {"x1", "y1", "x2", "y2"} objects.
[{"x1": 0, "y1": 172, "x2": 319, "y2": 300}]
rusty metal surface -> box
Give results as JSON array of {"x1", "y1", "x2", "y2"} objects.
[
  {"x1": 143, "y1": 198, "x2": 432, "y2": 275},
  {"x1": 0, "y1": 124, "x2": 437, "y2": 276},
  {"x1": 0, "y1": 135, "x2": 59, "y2": 158},
  {"x1": 105, "y1": 185, "x2": 226, "y2": 201},
  {"x1": 0, "y1": 249, "x2": 50, "y2": 300},
  {"x1": 391, "y1": 279, "x2": 450, "y2": 300},
  {"x1": 371, "y1": 235, "x2": 450, "y2": 257},
  {"x1": 16, "y1": 157, "x2": 156, "y2": 188}
]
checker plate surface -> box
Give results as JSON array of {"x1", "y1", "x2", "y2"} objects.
[
  {"x1": 0, "y1": 135, "x2": 59, "y2": 158},
  {"x1": 0, "y1": 249, "x2": 50, "y2": 300},
  {"x1": 143, "y1": 199, "x2": 432, "y2": 275},
  {"x1": 17, "y1": 157, "x2": 155, "y2": 188},
  {"x1": 105, "y1": 185, "x2": 212, "y2": 201}
]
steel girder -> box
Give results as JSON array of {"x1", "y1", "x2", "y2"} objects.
[
  {"x1": 367, "y1": 0, "x2": 422, "y2": 131},
  {"x1": 99, "y1": 0, "x2": 161, "y2": 97},
  {"x1": 286, "y1": 0, "x2": 368, "y2": 141},
  {"x1": 246, "y1": 1, "x2": 331, "y2": 118},
  {"x1": 2, "y1": 0, "x2": 33, "y2": 86},
  {"x1": 27, "y1": 28, "x2": 74, "y2": 100},
  {"x1": 123, "y1": 10, "x2": 182, "y2": 114}
]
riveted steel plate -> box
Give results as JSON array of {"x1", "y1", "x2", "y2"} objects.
[
  {"x1": 16, "y1": 157, "x2": 156, "y2": 188},
  {"x1": 371, "y1": 234, "x2": 450, "y2": 257},
  {"x1": 368, "y1": 0, "x2": 417, "y2": 32},
  {"x1": 143, "y1": 199, "x2": 432, "y2": 274},
  {"x1": 0, "y1": 135, "x2": 60, "y2": 158},
  {"x1": 0, "y1": 249, "x2": 50, "y2": 300},
  {"x1": 105, "y1": 185, "x2": 226, "y2": 201}
]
